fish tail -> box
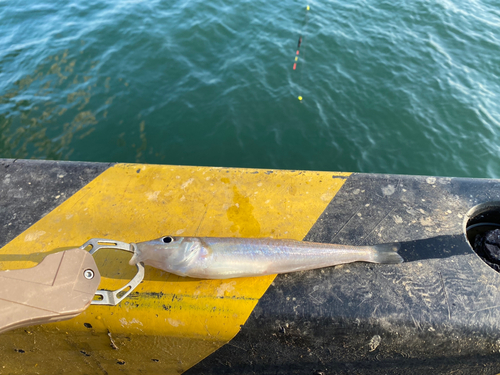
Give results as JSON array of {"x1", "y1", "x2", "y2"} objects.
[
  {"x1": 369, "y1": 243, "x2": 403, "y2": 264},
  {"x1": 128, "y1": 243, "x2": 141, "y2": 266}
]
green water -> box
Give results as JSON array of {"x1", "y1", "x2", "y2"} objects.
[{"x1": 1, "y1": 0, "x2": 500, "y2": 177}]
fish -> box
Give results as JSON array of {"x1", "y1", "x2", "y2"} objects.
[{"x1": 129, "y1": 236, "x2": 403, "y2": 279}]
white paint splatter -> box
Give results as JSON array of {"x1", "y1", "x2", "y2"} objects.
[
  {"x1": 369, "y1": 335, "x2": 382, "y2": 352},
  {"x1": 146, "y1": 191, "x2": 160, "y2": 201},
  {"x1": 216, "y1": 281, "x2": 236, "y2": 297},
  {"x1": 181, "y1": 178, "x2": 194, "y2": 190},
  {"x1": 426, "y1": 177, "x2": 436, "y2": 185},
  {"x1": 320, "y1": 192, "x2": 334, "y2": 202},
  {"x1": 393, "y1": 215, "x2": 403, "y2": 224},
  {"x1": 24, "y1": 231, "x2": 46, "y2": 242},
  {"x1": 381, "y1": 185, "x2": 395, "y2": 196},
  {"x1": 119, "y1": 318, "x2": 143, "y2": 327},
  {"x1": 168, "y1": 318, "x2": 185, "y2": 327},
  {"x1": 420, "y1": 217, "x2": 433, "y2": 226}
]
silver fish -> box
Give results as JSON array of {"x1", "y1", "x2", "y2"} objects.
[{"x1": 129, "y1": 236, "x2": 403, "y2": 279}]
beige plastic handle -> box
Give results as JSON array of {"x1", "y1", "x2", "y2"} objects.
[{"x1": 0, "y1": 248, "x2": 101, "y2": 334}]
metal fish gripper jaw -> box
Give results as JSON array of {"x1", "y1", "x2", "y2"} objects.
[{"x1": 79, "y1": 238, "x2": 145, "y2": 306}]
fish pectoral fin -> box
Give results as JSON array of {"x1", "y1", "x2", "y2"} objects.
[{"x1": 199, "y1": 246, "x2": 212, "y2": 259}]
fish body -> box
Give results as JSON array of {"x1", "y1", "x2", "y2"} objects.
[{"x1": 129, "y1": 236, "x2": 402, "y2": 279}]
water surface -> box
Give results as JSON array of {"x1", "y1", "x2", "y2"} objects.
[{"x1": 1, "y1": 0, "x2": 500, "y2": 177}]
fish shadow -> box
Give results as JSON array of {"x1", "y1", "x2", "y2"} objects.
[{"x1": 396, "y1": 234, "x2": 473, "y2": 263}]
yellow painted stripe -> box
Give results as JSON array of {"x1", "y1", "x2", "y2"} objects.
[{"x1": 0, "y1": 164, "x2": 350, "y2": 374}]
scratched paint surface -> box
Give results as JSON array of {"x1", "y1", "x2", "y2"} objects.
[{"x1": 0, "y1": 164, "x2": 350, "y2": 373}]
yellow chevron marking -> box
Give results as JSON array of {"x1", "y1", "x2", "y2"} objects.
[{"x1": 0, "y1": 164, "x2": 350, "y2": 373}]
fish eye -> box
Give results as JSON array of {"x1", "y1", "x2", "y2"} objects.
[{"x1": 162, "y1": 236, "x2": 174, "y2": 244}]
